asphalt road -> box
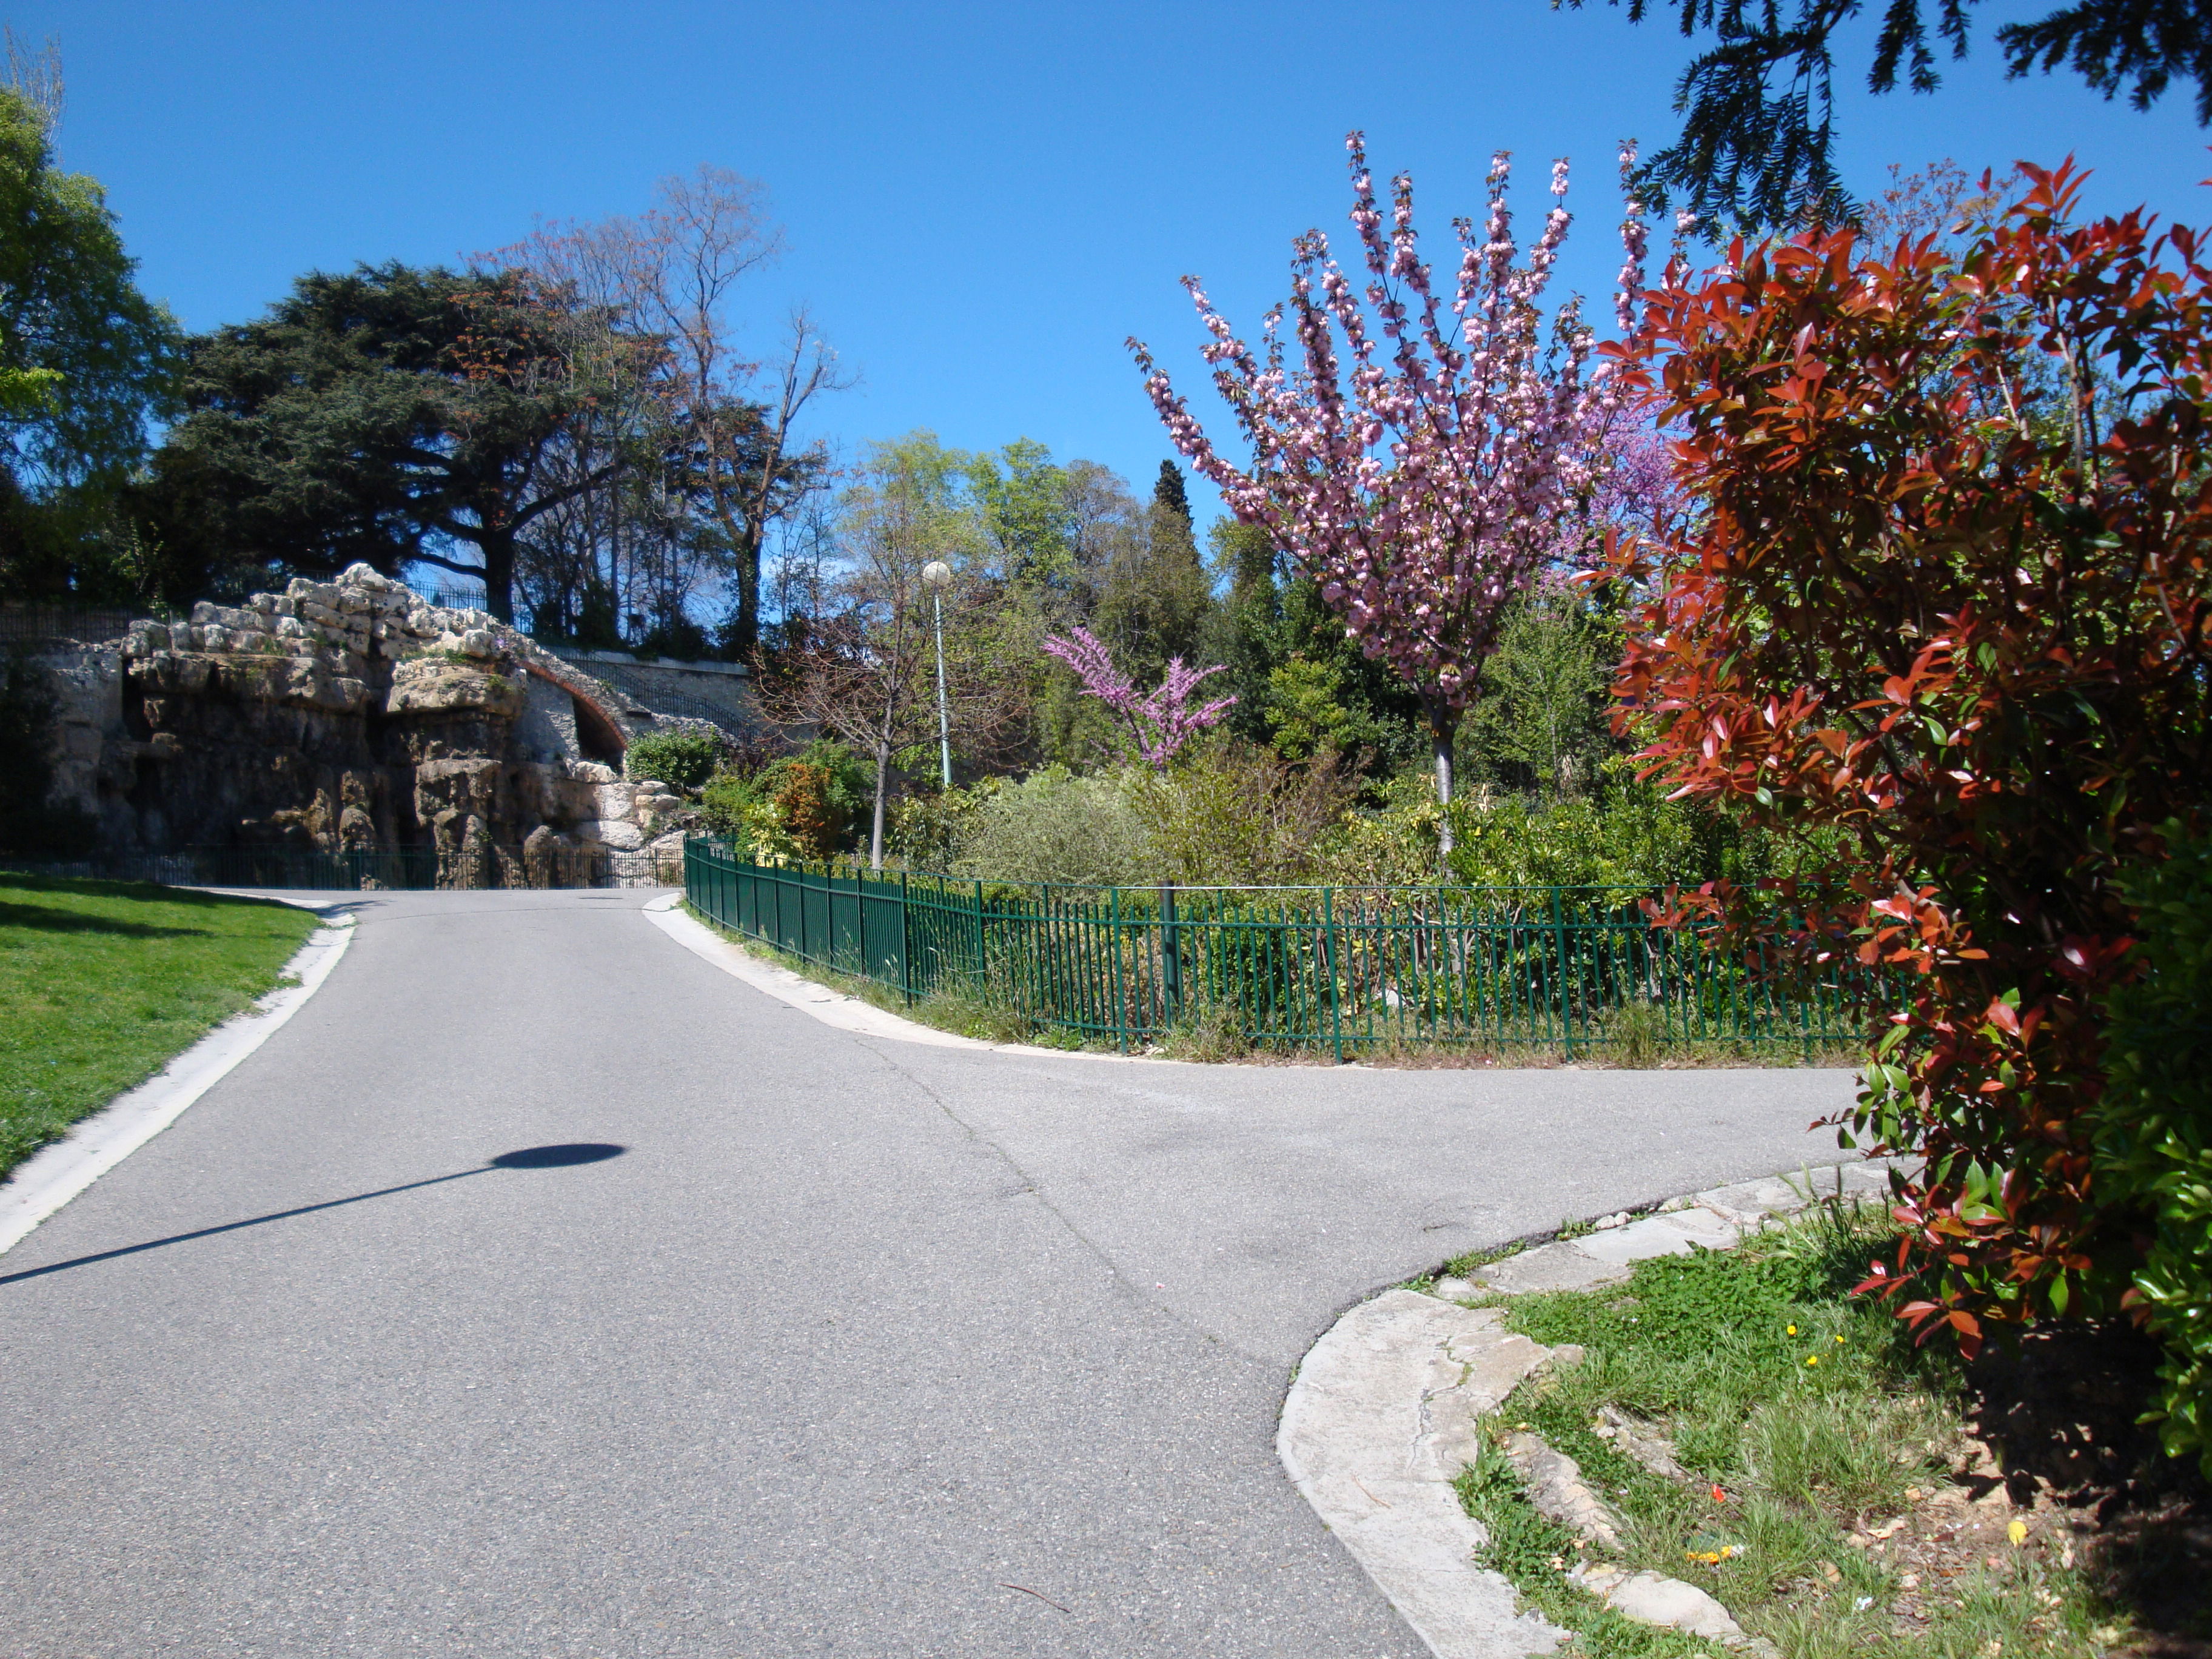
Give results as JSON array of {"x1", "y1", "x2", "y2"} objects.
[{"x1": 0, "y1": 889, "x2": 1862, "y2": 1658}]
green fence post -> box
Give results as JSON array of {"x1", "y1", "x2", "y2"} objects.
[
  {"x1": 1551, "y1": 885, "x2": 1575, "y2": 1057},
  {"x1": 1109, "y1": 885, "x2": 1128, "y2": 1054},
  {"x1": 973, "y1": 878, "x2": 987, "y2": 990},
  {"x1": 900, "y1": 870, "x2": 913, "y2": 1003},
  {"x1": 1324, "y1": 886, "x2": 1344, "y2": 1065},
  {"x1": 1159, "y1": 883, "x2": 1181, "y2": 1031}
]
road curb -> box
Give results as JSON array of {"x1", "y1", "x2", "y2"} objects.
[
  {"x1": 1284, "y1": 1159, "x2": 1900, "y2": 1658},
  {"x1": 0, "y1": 907, "x2": 358, "y2": 1259},
  {"x1": 641, "y1": 893, "x2": 1182, "y2": 1064}
]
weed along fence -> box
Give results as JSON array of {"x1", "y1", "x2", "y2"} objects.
[{"x1": 683, "y1": 839, "x2": 1865, "y2": 1060}]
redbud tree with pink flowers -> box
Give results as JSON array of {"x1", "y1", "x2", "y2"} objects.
[
  {"x1": 1042, "y1": 625, "x2": 1237, "y2": 771},
  {"x1": 1131, "y1": 133, "x2": 1650, "y2": 855}
]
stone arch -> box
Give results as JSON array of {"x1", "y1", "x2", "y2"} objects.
[{"x1": 517, "y1": 660, "x2": 631, "y2": 763}]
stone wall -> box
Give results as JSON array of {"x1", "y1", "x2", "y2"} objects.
[
  {"x1": 539, "y1": 647, "x2": 763, "y2": 738},
  {"x1": 29, "y1": 563, "x2": 744, "y2": 870}
]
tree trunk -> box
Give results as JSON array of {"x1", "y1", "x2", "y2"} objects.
[
  {"x1": 1428, "y1": 703, "x2": 1457, "y2": 863},
  {"x1": 731, "y1": 521, "x2": 762, "y2": 655},
  {"x1": 870, "y1": 740, "x2": 890, "y2": 871},
  {"x1": 464, "y1": 524, "x2": 518, "y2": 624}
]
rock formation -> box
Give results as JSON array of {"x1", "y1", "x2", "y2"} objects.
[{"x1": 35, "y1": 563, "x2": 727, "y2": 879}]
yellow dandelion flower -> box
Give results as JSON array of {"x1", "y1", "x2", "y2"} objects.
[
  {"x1": 1806, "y1": 1355, "x2": 1820, "y2": 1366},
  {"x1": 1786, "y1": 1324, "x2": 1798, "y2": 1335},
  {"x1": 2007, "y1": 1520, "x2": 2028, "y2": 1547}
]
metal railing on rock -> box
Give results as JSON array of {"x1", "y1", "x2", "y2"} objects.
[
  {"x1": 0, "y1": 604, "x2": 141, "y2": 648},
  {"x1": 682, "y1": 839, "x2": 1868, "y2": 1059}
]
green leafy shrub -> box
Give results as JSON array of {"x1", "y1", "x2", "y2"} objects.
[
  {"x1": 698, "y1": 770, "x2": 780, "y2": 855},
  {"x1": 1446, "y1": 777, "x2": 1698, "y2": 890},
  {"x1": 2097, "y1": 825, "x2": 2212, "y2": 1476},
  {"x1": 950, "y1": 766, "x2": 1155, "y2": 887},
  {"x1": 888, "y1": 779, "x2": 999, "y2": 872},
  {"x1": 623, "y1": 727, "x2": 726, "y2": 793},
  {"x1": 1313, "y1": 765, "x2": 1703, "y2": 891},
  {"x1": 1314, "y1": 771, "x2": 1446, "y2": 886},
  {"x1": 695, "y1": 739, "x2": 873, "y2": 862},
  {"x1": 1131, "y1": 738, "x2": 1357, "y2": 885},
  {"x1": 781, "y1": 739, "x2": 873, "y2": 832},
  {"x1": 774, "y1": 763, "x2": 843, "y2": 859}
]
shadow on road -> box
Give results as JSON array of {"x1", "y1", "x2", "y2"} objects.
[{"x1": 0, "y1": 1143, "x2": 627, "y2": 1287}]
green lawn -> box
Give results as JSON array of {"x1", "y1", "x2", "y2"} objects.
[
  {"x1": 0, "y1": 874, "x2": 321, "y2": 1182},
  {"x1": 1452, "y1": 1201, "x2": 2184, "y2": 1658}
]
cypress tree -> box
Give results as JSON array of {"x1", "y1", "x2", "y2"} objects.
[{"x1": 1153, "y1": 460, "x2": 1191, "y2": 525}]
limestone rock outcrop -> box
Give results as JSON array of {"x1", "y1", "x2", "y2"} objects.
[{"x1": 33, "y1": 563, "x2": 737, "y2": 871}]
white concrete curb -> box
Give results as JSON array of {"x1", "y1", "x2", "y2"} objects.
[
  {"x1": 641, "y1": 893, "x2": 1179, "y2": 1064},
  {"x1": 1282, "y1": 1159, "x2": 1903, "y2": 1658},
  {"x1": 1279, "y1": 1290, "x2": 1568, "y2": 1657},
  {"x1": 0, "y1": 908, "x2": 357, "y2": 1258}
]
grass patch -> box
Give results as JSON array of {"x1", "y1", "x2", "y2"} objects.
[
  {"x1": 684, "y1": 902, "x2": 1097, "y2": 1051},
  {"x1": 1460, "y1": 1199, "x2": 2134, "y2": 1658},
  {"x1": 0, "y1": 874, "x2": 321, "y2": 1182}
]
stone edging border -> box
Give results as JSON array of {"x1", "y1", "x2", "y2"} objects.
[
  {"x1": 0, "y1": 897, "x2": 357, "y2": 1258},
  {"x1": 1281, "y1": 1158, "x2": 1900, "y2": 1659}
]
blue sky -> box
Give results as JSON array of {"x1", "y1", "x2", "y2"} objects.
[{"x1": 30, "y1": 0, "x2": 2211, "y2": 527}]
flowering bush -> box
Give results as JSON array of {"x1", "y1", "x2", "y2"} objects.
[
  {"x1": 1040, "y1": 625, "x2": 1235, "y2": 769},
  {"x1": 1611, "y1": 163, "x2": 2212, "y2": 1355}
]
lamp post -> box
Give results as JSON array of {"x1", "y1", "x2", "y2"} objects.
[{"x1": 920, "y1": 560, "x2": 954, "y2": 789}]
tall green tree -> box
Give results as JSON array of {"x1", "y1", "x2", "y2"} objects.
[
  {"x1": 0, "y1": 82, "x2": 182, "y2": 601},
  {"x1": 757, "y1": 431, "x2": 1027, "y2": 862},
  {"x1": 146, "y1": 263, "x2": 611, "y2": 620},
  {"x1": 1092, "y1": 461, "x2": 1213, "y2": 683},
  {"x1": 486, "y1": 169, "x2": 842, "y2": 653},
  {"x1": 1567, "y1": 0, "x2": 2212, "y2": 231},
  {"x1": 1197, "y1": 518, "x2": 1424, "y2": 769},
  {"x1": 970, "y1": 438, "x2": 1073, "y2": 587},
  {"x1": 1152, "y1": 458, "x2": 1191, "y2": 522},
  {"x1": 1459, "y1": 582, "x2": 1618, "y2": 800}
]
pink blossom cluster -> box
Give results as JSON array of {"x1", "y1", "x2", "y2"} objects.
[
  {"x1": 1130, "y1": 134, "x2": 1651, "y2": 722},
  {"x1": 1041, "y1": 625, "x2": 1237, "y2": 771},
  {"x1": 1548, "y1": 420, "x2": 1697, "y2": 567}
]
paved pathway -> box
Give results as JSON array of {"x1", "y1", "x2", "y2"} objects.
[{"x1": 0, "y1": 890, "x2": 1860, "y2": 1657}]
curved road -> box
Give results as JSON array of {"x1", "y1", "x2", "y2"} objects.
[{"x1": 0, "y1": 889, "x2": 1858, "y2": 1658}]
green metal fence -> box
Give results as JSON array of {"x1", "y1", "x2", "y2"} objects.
[{"x1": 683, "y1": 837, "x2": 1868, "y2": 1059}]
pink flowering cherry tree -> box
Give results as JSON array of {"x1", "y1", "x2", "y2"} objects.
[
  {"x1": 1131, "y1": 133, "x2": 1649, "y2": 855},
  {"x1": 1042, "y1": 625, "x2": 1236, "y2": 771}
]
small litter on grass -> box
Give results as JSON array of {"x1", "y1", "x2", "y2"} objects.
[{"x1": 1684, "y1": 1530, "x2": 1741, "y2": 1565}]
